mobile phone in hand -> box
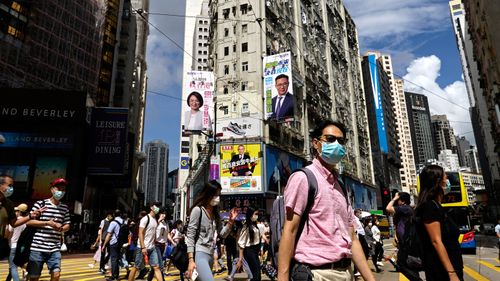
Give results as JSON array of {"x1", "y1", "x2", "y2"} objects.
[{"x1": 191, "y1": 269, "x2": 198, "y2": 281}]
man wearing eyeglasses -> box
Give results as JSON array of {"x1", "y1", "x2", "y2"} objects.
[
  {"x1": 270, "y1": 74, "x2": 294, "y2": 120},
  {"x1": 278, "y1": 120, "x2": 375, "y2": 281}
]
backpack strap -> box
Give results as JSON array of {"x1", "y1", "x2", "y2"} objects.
[
  {"x1": 337, "y1": 175, "x2": 349, "y2": 206},
  {"x1": 194, "y1": 206, "x2": 203, "y2": 244},
  {"x1": 293, "y1": 167, "x2": 318, "y2": 246}
]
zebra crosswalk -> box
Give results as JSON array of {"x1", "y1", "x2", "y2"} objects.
[{"x1": 0, "y1": 254, "x2": 229, "y2": 281}]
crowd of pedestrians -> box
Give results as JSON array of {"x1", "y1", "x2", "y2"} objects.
[{"x1": 2, "y1": 119, "x2": 489, "y2": 281}]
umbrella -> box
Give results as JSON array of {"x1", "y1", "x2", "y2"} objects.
[{"x1": 360, "y1": 211, "x2": 372, "y2": 218}]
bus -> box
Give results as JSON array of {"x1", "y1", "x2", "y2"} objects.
[{"x1": 417, "y1": 171, "x2": 476, "y2": 254}]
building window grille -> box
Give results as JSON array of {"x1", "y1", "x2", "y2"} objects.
[{"x1": 242, "y1": 61, "x2": 248, "y2": 71}]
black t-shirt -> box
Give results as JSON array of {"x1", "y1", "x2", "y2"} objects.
[
  {"x1": 416, "y1": 200, "x2": 463, "y2": 280},
  {"x1": 394, "y1": 204, "x2": 413, "y2": 241},
  {"x1": 0, "y1": 197, "x2": 16, "y2": 237}
]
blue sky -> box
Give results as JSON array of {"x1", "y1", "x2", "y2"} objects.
[{"x1": 143, "y1": 0, "x2": 474, "y2": 172}]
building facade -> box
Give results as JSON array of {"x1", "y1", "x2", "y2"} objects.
[
  {"x1": 461, "y1": 171, "x2": 485, "y2": 205},
  {"x1": 361, "y1": 52, "x2": 402, "y2": 204},
  {"x1": 431, "y1": 115, "x2": 457, "y2": 156},
  {"x1": 455, "y1": 135, "x2": 471, "y2": 167},
  {"x1": 462, "y1": 0, "x2": 500, "y2": 217},
  {"x1": 141, "y1": 140, "x2": 169, "y2": 205},
  {"x1": 438, "y1": 149, "x2": 460, "y2": 172},
  {"x1": 464, "y1": 147, "x2": 481, "y2": 174},
  {"x1": 405, "y1": 92, "x2": 436, "y2": 171}
]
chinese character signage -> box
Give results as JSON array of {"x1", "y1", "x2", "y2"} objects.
[
  {"x1": 182, "y1": 71, "x2": 214, "y2": 131},
  {"x1": 263, "y1": 52, "x2": 294, "y2": 121},
  {"x1": 219, "y1": 143, "x2": 262, "y2": 194}
]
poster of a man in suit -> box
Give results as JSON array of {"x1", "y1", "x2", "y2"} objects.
[{"x1": 264, "y1": 52, "x2": 295, "y2": 121}]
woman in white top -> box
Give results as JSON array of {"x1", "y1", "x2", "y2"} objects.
[
  {"x1": 183, "y1": 91, "x2": 211, "y2": 131},
  {"x1": 236, "y1": 207, "x2": 261, "y2": 281},
  {"x1": 371, "y1": 217, "x2": 384, "y2": 272}
]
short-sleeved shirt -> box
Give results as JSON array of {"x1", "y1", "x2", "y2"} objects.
[
  {"x1": 416, "y1": 200, "x2": 463, "y2": 279},
  {"x1": 107, "y1": 217, "x2": 124, "y2": 246},
  {"x1": 495, "y1": 224, "x2": 500, "y2": 242},
  {"x1": 31, "y1": 199, "x2": 71, "y2": 253},
  {"x1": 284, "y1": 158, "x2": 355, "y2": 266},
  {"x1": 7, "y1": 216, "x2": 26, "y2": 248},
  {"x1": 394, "y1": 205, "x2": 413, "y2": 241},
  {"x1": 156, "y1": 221, "x2": 169, "y2": 244},
  {"x1": 138, "y1": 214, "x2": 158, "y2": 250}
]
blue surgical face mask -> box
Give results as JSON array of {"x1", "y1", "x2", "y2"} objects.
[
  {"x1": 53, "y1": 190, "x2": 65, "y2": 200},
  {"x1": 320, "y1": 141, "x2": 346, "y2": 165},
  {"x1": 443, "y1": 179, "x2": 451, "y2": 195},
  {"x1": 3, "y1": 185, "x2": 14, "y2": 197}
]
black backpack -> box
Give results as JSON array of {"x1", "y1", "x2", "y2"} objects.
[
  {"x1": 114, "y1": 219, "x2": 130, "y2": 247},
  {"x1": 269, "y1": 167, "x2": 348, "y2": 267},
  {"x1": 399, "y1": 215, "x2": 424, "y2": 271}
]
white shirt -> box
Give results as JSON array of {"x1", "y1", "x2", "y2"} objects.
[
  {"x1": 171, "y1": 228, "x2": 183, "y2": 244},
  {"x1": 354, "y1": 216, "x2": 365, "y2": 236},
  {"x1": 7, "y1": 216, "x2": 26, "y2": 248},
  {"x1": 495, "y1": 224, "x2": 500, "y2": 242},
  {"x1": 156, "y1": 221, "x2": 170, "y2": 244},
  {"x1": 238, "y1": 225, "x2": 261, "y2": 248},
  {"x1": 138, "y1": 214, "x2": 158, "y2": 249},
  {"x1": 371, "y1": 224, "x2": 381, "y2": 243}
]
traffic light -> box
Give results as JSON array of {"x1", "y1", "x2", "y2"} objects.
[{"x1": 381, "y1": 187, "x2": 391, "y2": 207}]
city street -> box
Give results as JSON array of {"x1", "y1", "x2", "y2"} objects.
[{"x1": 1, "y1": 235, "x2": 498, "y2": 280}]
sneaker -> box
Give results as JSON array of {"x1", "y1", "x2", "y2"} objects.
[
  {"x1": 98, "y1": 269, "x2": 106, "y2": 274},
  {"x1": 226, "y1": 122, "x2": 246, "y2": 136},
  {"x1": 105, "y1": 265, "x2": 110, "y2": 270},
  {"x1": 354, "y1": 272, "x2": 361, "y2": 277},
  {"x1": 377, "y1": 261, "x2": 384, "y2": 267}
]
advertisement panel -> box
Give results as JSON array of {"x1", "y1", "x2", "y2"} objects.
[
  {"x1": 87, "y1": 107, "x2": 129, "y2": 175},
  {"x1": 32, "y1": 157, "x2": 67, "y2": 200},
  {"x1": 265, "y1": 146, "x2": 305, "y2": 193},
  {"x1": 368, "y1": 54, "x2": 388, "y2": 153},
  {"x1": 263, "y1": 52, "x2": 294, "y2": 121},
  {"x1": 182, "y1": 71, "x2": 214, "y2": 131},
  {"x1": 216, "y1": 118, "x2": 261, "y2": 139},
  {"x1": 0, "y1": 132, "x2": 73, "y2": 149},
  {"x1": 344, "y1": 177, "x2": 377, "y2": 211},
  {"x1": 220, "y1": 143, "x2": 262, "y2": 194}
]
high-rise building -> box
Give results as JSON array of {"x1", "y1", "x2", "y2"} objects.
[
  {"x1": 361, "y1": 52, "x2": 401, "y2": 202},
  {"x1": 464, "y1": 147, "x2": 481, "y2": 174},
  {"x1": 462, "y1": 0, "x2": 500, "y2": 217},
  {"x1": 461, "y1": 171, "x2": 485, "y2": 205},
  {"x1": 438, "y1": 149, "x2": 460, "y2": 172},
  {"x1": 0, "y1": 0, "x2": 102, "y2": 91},
  {"x1": 455, "y1": 135, "x2": 471, "y2": 167},
  {"x1": 142, "y1": 140, "x2": 169, "y2": 205},
  {"x1": 431, "y1": 115, "x2": 457, "y2": 156},
  {"x1": 177, "y1": 0, "x2": 375, "y2": 219},
  {"x1": 192, "y1": 1, "x2": 210, "y2": 71},
  {"x1": 405, "y1": 92, "x2": 436, "y2": 170}
]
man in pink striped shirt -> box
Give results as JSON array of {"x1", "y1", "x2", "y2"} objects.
[{"x1": 278, "y1": 120, "x2": 374, "y2": 281}]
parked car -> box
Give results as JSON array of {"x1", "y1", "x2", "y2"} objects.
[{"x1": 482, "y1": 223, "x2": 495, "y2": 235}]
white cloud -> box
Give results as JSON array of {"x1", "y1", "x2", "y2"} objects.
[{"x1": 403, "y1": 55, "x2": 475, "y2": 143}]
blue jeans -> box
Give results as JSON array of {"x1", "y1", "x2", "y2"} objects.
[
  {"x1": 8, "y1": 247, "x2": 20, "y2": 281},
  {"x1": 27, "y1": 250, "x2": 61, "y2": 278},
  {"x1": 134, "y1": 247, "x2": 161, "y2": 268}
]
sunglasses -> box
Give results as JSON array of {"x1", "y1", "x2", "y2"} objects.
[{"x1": 319, "y1": 134, "x2": 347, "y2": 145}]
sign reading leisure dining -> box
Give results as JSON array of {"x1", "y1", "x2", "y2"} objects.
[
  {"x1": 219, "y1": 143, "x2": 262, "y2": 194},
  {"x1": 182, "y1": 71, "x2": 214, "y2": 131},
  {"x1": 263, "y1": 52, "x2": 295, "y2": 121}
]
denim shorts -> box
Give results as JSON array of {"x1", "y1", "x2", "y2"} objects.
[
  {"x1": 134, "y1": 247, "x2": 161, "y2": 268},
  {"x1": 27, "y1": 250, "x2": 62, "y2": 277}
]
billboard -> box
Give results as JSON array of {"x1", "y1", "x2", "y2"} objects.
[
  {"x1": 344, "y1": 177, "x2": 377, "y2": 211},
  {"x1": 32, "y1": 157, "x2": 68, "y2": 200},
  {"x1": 87, "y1": 107, "x2": 129, "y2": 175},
  {"x1": 265, "y1": 146, "x2": 306, "y2": 193},
  {"x1": 367, "y1": 54, "x2": 388, "y2": 153},
  {"x1": 263, "y1": 52, "x2": 294, "y2": 121},
  {"x1": 219, "y1": 143, "x2": 262, "y2": 194},
  {"x1": 216, "y1": 118, "x2": 261, "y2": 139},
  {"x1": 182, "y1": 71, "x2": 214, "y2": 131}
]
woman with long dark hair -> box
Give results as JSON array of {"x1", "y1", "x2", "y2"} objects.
[
  {"x1": 416, "y1": 165, "x2": 463, "y2": 281},
  {"x1": 236, "y1": 207, "x2": 261, "y2": 281},
  {"x1": 186, "y1": 180, "x2": 238, "y2": 281}
]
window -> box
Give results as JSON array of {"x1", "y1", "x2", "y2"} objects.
[
  {"x1": 223, "y1": 86, "x2": 229, "y2": 94},
  {"x1": 241, "y1": 81, "x2": 248, "y2": 91},
  {"x1": 242, "y1": 42, "x2": 248, "y2": 52},
  {"x1": 198, "y1": 43, "x2": 202, "y2": 46},
  {"x1": 242, "y1": 61, "x2": 248, "y2": 71},
  {"x1": 224, "y1": 28, "x2": 229, "y2": 37},
  {"x1": 224, "y1": 46, "x2": 229, "y2": 56},
  {"x1": 198, "y1": 50, "x2": 202, "y2": 54},
  {"x1": 233, "y1": 25, "x2": 236, "y2": 35},
  {"x1": 199, "y1": 20, "x2": 203, "y2": 24},
  {"x1": 224, "y1": 65, "x2": 229, "y2": 75},
  {"x1": 199, "y1": 28, "x2": 203, "y2": 32},
  {"x1": 232, "y1": 6, "x2": 236, "y2": 16},
  {"x1": 223, "y1": 8, "x2": 229, "y2": 19},
  {"x1": 233, "y1": 63, "x2": 236, "y2": 71},
  {"x1": 242, "y1": 103, "x2": 249, "y2": 112},
  {"x1": 232, "y1": 103, "x2": 237, "y2": 112},
  {"x1": 233, "y1": 44, "x2": 236, "y2": 52},
  {"x1": 242, "y1": 24, "x2": 247, "y2": 33},
  {"x1": 240, "y1": 4, "x2": 248, "y2": 15},
  {"x1": 224, "y1": 107, "x2": 229, "y2": 115}
]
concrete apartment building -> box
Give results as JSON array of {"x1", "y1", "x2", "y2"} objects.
[
  {"x1": 464, "y1": 147, "x2": 481, "y2": 174},
  {"x1": 431, "y1": 114, "x2": 458, "y2": 156},
  {"x1": 438, "y1": 149, "x2": 460, "y2": 172},
  {"x1": 176, "y1": 0, "x2": 375, "y2": 218},
  {"x1": 461, "y1": 0, "x2": 500, "y2": 217},
  {"x1": 142, "y1": 140, "x2": 169, "y2": 206},
  {"x1": 461, "y1": 171, "x2": 485, "y2": 205},
  {"x1": 455, "y1": 135, "x2": 471, "y2": 167}
]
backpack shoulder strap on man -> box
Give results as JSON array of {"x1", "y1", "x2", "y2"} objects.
[
  {"x1": 337, "y1": 174, "x2": 349, "y2": 206},
  {"x1": 293, "y1": 167, "x2": 318, "y2": 246}
]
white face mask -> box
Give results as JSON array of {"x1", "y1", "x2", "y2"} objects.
[{"x1": 210, "y1": 196, "x2": 220, "y2": 206}]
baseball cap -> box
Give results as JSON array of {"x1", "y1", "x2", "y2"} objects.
[
  {"x1": 50, "y1": 178, "x2": 68, "y2": 187},
  {"x1": 15, "y1": 203, "x2": 28, "y2": 212}
]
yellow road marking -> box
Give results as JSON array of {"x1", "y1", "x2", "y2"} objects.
[
  {"x1": 399, "y1": 273, "x2": 410, "y2": 281},
  {"x1": 463, "y1": 265, "x2": 489, "y2": 281},
  {"x1": 477, "y1": 260, "x2": 500, "y2": 272}
]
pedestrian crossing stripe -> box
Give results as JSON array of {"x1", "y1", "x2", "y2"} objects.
[
  {"x1": 463, "y1": 265, "x2": 489, "y2": 281},
  {"x1": 477, "y1": 260, "x2": 500, "y2": 272},
  {"x1": 399, "y1": 273, "x2": 410, "y2": 281}
]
